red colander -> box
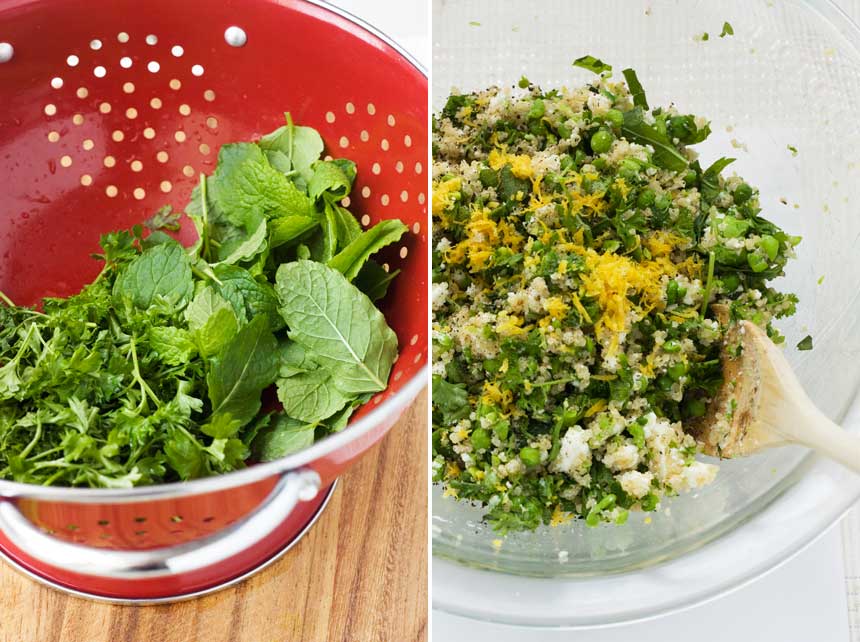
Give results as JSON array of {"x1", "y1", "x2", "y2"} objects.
[{"x1": 0, "y1": 0, "x2": 428, "y2": 602}]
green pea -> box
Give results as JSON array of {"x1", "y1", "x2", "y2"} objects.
[
  {"x1": 667, "y1": 362, "x2": 687, "y2": 380},
  {"x1": 558, "y1": 123, "x2": 573, "y2": 140},
  {"x1": 561, "y1": 408, "x2": 580, "y2": 426},
  {"x1": 605, "y1": 108, "x2": 624, "y2": 128},
  {"x1": 637, "y1": 188, "x2": 656, "y2": 208},
  {"x1": 683, "y1": 169, "x2": 698, "y2": 186},
  {"x1": 560, "y1": 154, "x2": 576, "y2": 172},
  {"x1": 592, "y1": 157, "x2": 607, "y2": 171},
  {"x1": 471, "y1": 428, "x2": 491, "y2": 451},
  {"x1": 590, "y1": 128, "x2": 614, "y2": 154},
  {"x1": 574, "y1": 149, "x2": 587, "y2": 166},
  {"x1": 720, "y1": 273, "x2": 740, "y2": 293},
  {"x1": 619, "y1": 158, "x2": 640, "y2": 179},
  {"x1": 519, "y1": 447, "x2": 541, "y2": 467},
  {"x1": 528, "y1": 98, "x2": 546, "y2": 121},
  {"x1": 759, "y1": 234, "x2": 779, "y2": 261},
  {"x1": 733, "y1": 182, "x2": 753, "y2": 204},
  {"x1": 654, "y1": 193, "x2": 671, "y2": 212},
  {"x1": 663, "y1": 339, "x2": 681, "y2": 353},
  {"x1": 685, "y1": 398, "x2": 707, "y2": 417},
  {"x1": 747, "y1": 252, "x2": 769, "y2": 273},
  {"x1": 435, "y1": 333, "x2": 454, "y2": 351},
  {"x1": 721, "y1": 216, "x2": 749, "y2": 238},
  {"x1": 494, "y1": 419, "x2": 510, "y2": 441}
]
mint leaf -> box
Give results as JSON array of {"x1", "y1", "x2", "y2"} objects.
[
  {"x1": 253, "y1": 414, "x2": 316, "y2": 462},
  {"x1": 328, "y1": 219, "x2": 408, "y2": 281},
  {"x1": 206, "y1": 316, "x2": 278, "y2": 426},
  {"x1": 354, "y1": 260, "x2": 399, "y2": 301},
  {"x1": 213, "y1": 215, "x2": 268, "y2": 266},
  {"x1": 329, "y1": 203, "x2": 363, "y2": 248},
  {"x1": 258, "y1": 116, "x2": 324, "y2": 185},
  {"x1": 113, "y1": 241, "x2": 193, "y2": 309},
  {"x1": 275, "y1": 260, "x2": 398, "y2": 394},
  {"x1": 796, "y1": 335, "x2": 813, "y2": 351},
  {"x1": 209, "y1": 143, "x2": 314, "y2": 225},
  {"x1": 147, "y1": 326, "x2": 197, "y2": 365},
  {"x1": 212, "y1": 265, "x2": 283, "y2": 332},
  {"x1": 308, "y1": 159, "x2": 357, "y2": 201},
  {"x1": 269, "y1": 215, "x2": 319, "y2": 249},
  {"x1": 277, "y1": 367, "x2": 351, "y2": 423}
]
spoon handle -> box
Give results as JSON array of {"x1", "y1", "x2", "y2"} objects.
[{"x1": 788, "y1": 405, "x2": 860, "y2": 474}]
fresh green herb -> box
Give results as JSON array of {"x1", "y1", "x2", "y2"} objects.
[
  {"x1": 621, "y1": 68, "x2": 649, "y2": 110},
  {"x1": 572, "y1": 55, "x2": 613, "y2": 75},
  {"x1": 787, "y1": 145, "x2": 799, "y2": 156},
  {"x1": 720, "y1": 21, "x2": 734, "y2": 38},
  {"x1": 0, "y1": 115, "x2": 405, "y2": 487},
  {"x1": 796, "y1": 335, "x2": 813, "y2": 351},
  {"x1": 469, "y1": 20, "x2": 481, "y2": 27},
  {"x1": 621, "y1": 107, "x2": 688, "y2": 171}
]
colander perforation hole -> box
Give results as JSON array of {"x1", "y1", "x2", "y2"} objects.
[
  {"x1": 93, "y1": 65, "x2": 106, "y2": 78},
  {"x1": 117, "y1": 32, "x2": 129, "y2": 43},
  {"x1": 341, "y1": 196, "x2": 351, "y2": 208},
  {"x1": 134, "y1": 530, "x2": 147, "y2": 536},
  {"x1": 400, "y1": 190, "x2": 409, "y2": 203},
  {"x1": 191, "y1": 64, "x2": 204, "y2": 77},
  {"x1": 399, "y1": 246, "x2": 408, "y2": 259},
  {"x1": 412, "y1": 222, "x2": 421, "y2": 234},
  {"x1": 66, "y1": 54, "x2": 79, "y2": 67},
  {"x1": 418, "y1": 193, "x2": 426, "y2": 205},
  {"x1": 360, "y1": 214, "x2": 371, "y2": 226},
  {"x1": 76, "y1": 87, "x2": 88, "y2": 99},
  {"x1": 147, "y1": 61, "x2": 160, "y2": 73},
  {"x1": 395, "y1": 161, "x2": 404, "y2": 173},
  {"x1": 202, "y1": 516, "x2": 215, "y2": 523},
  {"x1": 97, "y1": 519, "x2": 110, "y2": 526},
  {"x1": 89, "y1": 39, "x2": 102, "y2": 51},
  {"x1": 170, "y1": 515, "x2": 183, "y2": 523},
  {"x1": 120, "y1": 56, "x2": 132, "y2": 69},
  {"x1": 381, "y1": 194, "x2": 389, "y2": 206},
  {"x1": 133, "y1": 516, "x2": 147, "y2": 523},
  {"x1": 171, "y1": 45, "x2": 184, "y2": 57},
  {"x1": 50, "y1": 77, "x2": 63, "y2": 89},
  {"x1": 414, "y1": 162, "x2": 423, "y2": 175}
]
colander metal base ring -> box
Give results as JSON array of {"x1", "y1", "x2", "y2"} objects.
[{"x1": 0, "y1": 480, "x2": 337, "y2": 605}]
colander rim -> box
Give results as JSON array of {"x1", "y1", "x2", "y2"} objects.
[{"x1": 0, "y1": 0, "x2": 429, "y2": 503}]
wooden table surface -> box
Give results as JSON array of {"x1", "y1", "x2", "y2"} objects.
[{"x1": 0, "y1": 390, "x2": 427, "y2": 642}]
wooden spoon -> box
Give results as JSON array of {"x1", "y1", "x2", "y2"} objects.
[{"x1": 687, "y1": 305, "x2": 860, "y2": 473}]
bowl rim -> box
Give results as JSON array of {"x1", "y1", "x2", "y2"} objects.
[
  {"x1": 0, "y1": 0, "x2": 428, "y2": 503},
  {"x1": 431, "y1": 0, "x2": 860, "y2": 627}
]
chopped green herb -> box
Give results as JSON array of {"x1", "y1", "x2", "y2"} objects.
[
  {"x1": 622, "y1": 68, "x2": 649, "y2": 110},
  {"x1": 796, "y1": 335, "x2": 813, "y2": 351},
  {"x1": 720, "y1": 21, "x2": 734, "y2": 38},
  {"x1": 469, "y1": 21, "x2": 481, "y2": 27},
  {"x1": 787, "y1": 145, "x2": 799, "y2": 156},
  {"x1": 572, "y1": 55, "x2": 613, "y2": 75}
]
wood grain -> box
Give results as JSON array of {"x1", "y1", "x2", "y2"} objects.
[{"x1": 0, "y1": 390, "x2": 427, "y2": 642}]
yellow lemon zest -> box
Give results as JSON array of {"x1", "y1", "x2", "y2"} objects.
[
  {"x1": 488, "y1": 149, "x2": 534, "y2": 179},
  {"x1": 550, "y1": 505, "x2": 573, "y2": 527},
  {"x1": 584, "y1": 399, "x2": 608, "y2": 417},
  {"x1": 432, "y1": 177, "x2": 461, "y2": 216}
]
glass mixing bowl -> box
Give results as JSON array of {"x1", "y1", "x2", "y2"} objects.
[{"x1": 432, "y1": 0, "x2": 860, "y2": 627}]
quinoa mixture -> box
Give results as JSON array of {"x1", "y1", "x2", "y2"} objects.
[{"x1": 431, "y1": 64, "x2": 801, "y2": 532}]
